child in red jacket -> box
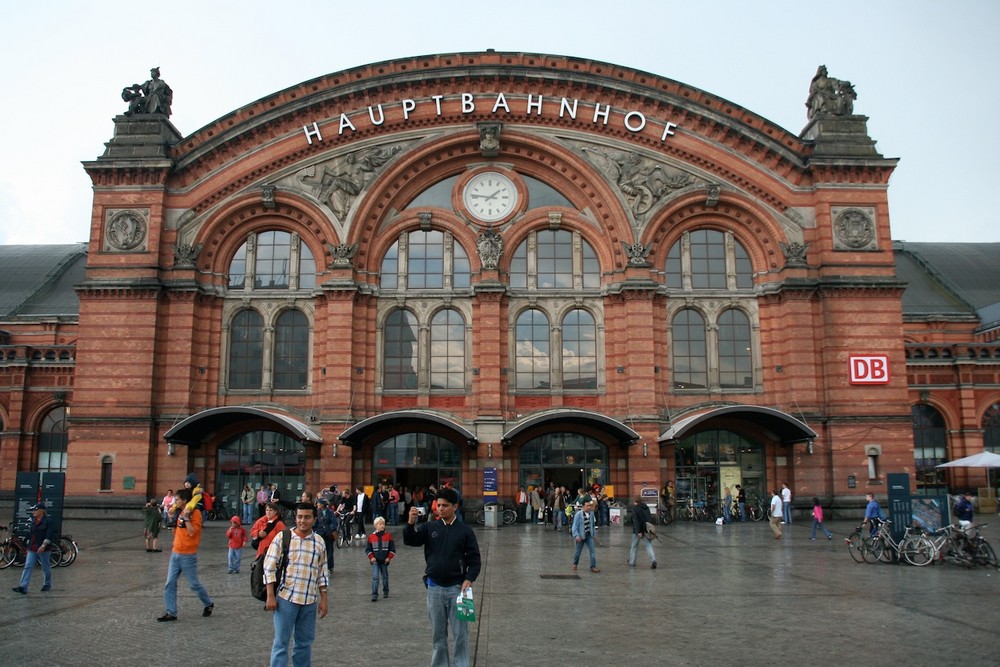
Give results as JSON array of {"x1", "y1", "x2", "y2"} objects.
[
  {"x1": 365, "y1": 517, "x2": 396, "y2": 601},
  {"x1": 226, "y1": 515, "x2": 248, "y2": 574}
]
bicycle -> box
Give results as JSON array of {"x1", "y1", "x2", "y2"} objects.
[
  {"x1": 745, "y1": 496, "x2": 766, "y2": 522},
  {"x1": 336, "y1": 511, "x2": 355, "y2": 548},
  {"x1": 867, "y1": 519, "x2": 933, "y2": 566},
  {"x1": 474, "y1": 504, "x2": 518, "y2": 526},
  {"x1": 57, "y1": 535, "x2": 79, "y2": 567},
  {"x1": 917, "y1": 524, "x2": 975, "y2": 567},
  {"x1": 966, "y1": 524, "x2": 998, "y2": 569},
  {"x1": 0, "y1": 524, "x2": 63, "y2": 569},
  {"x1": 846, "y1": 526, "x2": 880, "y2": 564}
]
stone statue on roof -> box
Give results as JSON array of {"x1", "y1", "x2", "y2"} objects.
[
  {"x1": 122, "y1": 67, "x2": 173, "y2": 117},
  {"x1": 806, "y1": 65, "x2": 856, "y2": 119}
]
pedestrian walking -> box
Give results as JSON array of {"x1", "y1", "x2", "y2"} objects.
[
  {"x1": 226, "y1": 515, "x2": 248, "y2": 573},
  {"x1": 627, "y1": 497, "x2": 657, "y2": 569},
  {"x1": 781, "y1": 482, "x2": 793, "y2": 524},
  {"x1": 157, "y1": 488, "x2": 214, "y2": 621},
  {"x1": 571, "y1": 499, "x2": 600, "y2": 573},
  {"x1": 11, "y1": 503, "x2": 55, "y2": 594},
  {"x1": 365, "y1": 517, "x2": 396, "y2": 601},
  {"x1": 809, "y1": 497, "x2": 833, "y2": 540},
  {"x1": 769, "y1": 489, "x2": 783, "y2": 539}
]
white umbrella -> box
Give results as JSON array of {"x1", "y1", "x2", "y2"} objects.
[{"x1": 935, "y1": 451, "x2": 1000, "y2": 468}]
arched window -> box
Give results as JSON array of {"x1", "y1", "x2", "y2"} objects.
[
  {"x1": 518, "y1": 433, "x2": 608, "y2": 491},
  {"x1": 430, "y1": 309, "x2": 466, "y2": 390},
  {"x1": 273, "y1": 309, "x2": 309, "y2": 390},
  {"x1": 912, "y1": 404, "x2": 947, "y2": 495},
  {"x1": 100, "y1": 456, "x2": 113, "y2": 491},
  {"x1": 38, "y1": 406, "x2": 68, "y2": 473},
  {"x1": 510, "y1": 229, "x2": 600, "y2": 290},
  {"x1": 373, "y1": 434, "x2": 461, "y2": 490},
  {"x1": 384, "y1": 310, "x2": 419, "y2": 390},
  {"x1": 216, "y1": 432, "x2": 306, "y2": 519},
  {"x1": 562, "y1": 309, "x2": 597, "y2": 390},
  {"x1": 664, "y1": 229, "x2": 753, "y2": 290},
  {"x1": 380, "y1": 230, "x2": 471, "y2": 291},
  {"x1": 228, "y1": 230, "x2": 315, "y2": 291},
  {"x1": 718, "y1": 309, "x2": 752, "y2": 389},
  {"x1": 672, "y1": 309, "x2": 707, "y2": 389},
  {"x1": 515, "y1": 309, "x2": 550, "y2": 389},
  {"x1": 229, "y1": 310, "x2": 264, "y2": 389}
]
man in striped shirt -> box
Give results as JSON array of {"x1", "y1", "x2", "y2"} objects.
[{"x1": 264, "y1": 502, "x2": 329, "y2": 667}]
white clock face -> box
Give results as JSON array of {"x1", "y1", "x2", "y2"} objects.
[{"x1": 462, "y1": 171, "x2": 518, "y2": 222}]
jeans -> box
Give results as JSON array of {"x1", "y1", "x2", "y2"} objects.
[
  {"x1": 573, "y1": 535, "x2": 597, "y2": 569},
  {"x1": 427, "y1": 582, "x2": 469, "y2": 667},
  {"x1": 810, "y1": 518, "x2": 833, "y2": 539},
  {"x1": 228, "y1": 547, "x2": 243, "y2": 573},
  {"x1": 723, "y1": 503, "x2": 732, "y2": 524},
  {"x1": 738, "y1": 502, "x2": 747, "y2": 521},
  {"x1": 271, "y1": 595, "x2": 317, "y2": 667},
  {"x1": 599, "y1": 506, "x2": 610, "y2": 527},
  {"x1": 389, "y1": 503, "x2": 399, "y2": 525},
  {"x1": 371, "y1": 561, "x2": 389, "y2": 596},
  {"x1": 552, "y1": 510, "x2": 563, "y2": 530},
  {"x1": 163, "y1": 552, "x2": 213, "y2": 616},
  {"x1": 628, "y1": 533, "x2": 656, "y2": 565},
  {"x1": 242, "y1": 503, "x2": 254, "y2": 524},
  {"x1": 783, "y1": 501, "x2": 792, "y2": 524},
  {"x1": 19, "y1": 548, "x2": 53, "y2": 590}
]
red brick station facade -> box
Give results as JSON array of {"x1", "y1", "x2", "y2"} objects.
[{"x1": 2, "y1": 52, "x2": 999, "y2": 517}]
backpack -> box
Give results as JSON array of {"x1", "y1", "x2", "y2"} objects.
[{"x1": 250, "y1": 528, "x2": 291, "y2": 601}]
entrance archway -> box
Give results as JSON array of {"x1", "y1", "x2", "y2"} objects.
[
  {"x1": 373, "y1": 433, "x2": 462, "y2": 493},
  {"x1": 217, "y1": 431, "x2": 306, "y2": 518},
  {"x1": 518, "y1": 433, "x2": 609, "y2": 494}
]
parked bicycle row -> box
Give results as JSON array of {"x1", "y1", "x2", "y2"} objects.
[
  {"x1": 846, "y1": 518, "x2": 998, "y2": 568},
  {"x1": 1, "y1": 523, "x2": 79, "y2": 569}
]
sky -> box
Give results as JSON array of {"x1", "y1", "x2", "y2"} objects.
[{"x1": 1, "y1": 0, "x2": 997, "y2": 246}]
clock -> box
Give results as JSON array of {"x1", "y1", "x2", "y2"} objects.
[{"x1": 461, "y1": 171, "x2": 518, "y2": 223}]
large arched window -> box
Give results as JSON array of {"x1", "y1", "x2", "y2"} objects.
[
  {"x1": 373, "y1": 434, "x2": 462, "y2": 490},
  {"x1": 665, "y1": 229, "x2": 752, "y2": 290},
  {"x1": 518, "y1": 433, "x2": 608, "y2": 491},
  {"x1": 430, "y1": 309, "x2": 466, "y2": 390},
  {"x1": 273, "y1": 309, "x2": 309, "y2": 390},
  {"x1": 38, "y1": 406, "x2": 68, "y2": 473},
  {"x1": 216, "y1": 431, "x2": 306, "y2": 519},
  {"x1": 509, "y1": 229, "x2": 600, "y2": 290},
  {"x1": 672, "y1": 309, "x2": 707, "y2": 389},
  {"x1": 912, "y1": 404, "x2": 947, "y2": 495},
  {"x1": 228, "y1": 230, "x2": 315, "y2": 291},
  {"x1": 562, "y1": 309, "x2": 597, "y2": 390},
  {"x1": 515, "y1": 309, "x2": 551, "y2": 389},
  {"x1": 383, "y1": 310, "x2": 419, "y2": 390},
  {"x1": 718, "y1": 309, "x2": 752, "y2": 389},
  {"x1": 380, "y1": 230, "x2": 471, "y2": 291},
  {"x1": 229, "y1": 309, "x2": 264, "y2": 389}
]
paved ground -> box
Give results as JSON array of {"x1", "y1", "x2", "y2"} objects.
[{"x1": 1, "y1": 516, "x2": 999, "y2": 666}]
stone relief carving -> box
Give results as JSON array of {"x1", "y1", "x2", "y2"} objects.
[
  {"x1": 122, "y1": 67, "x2": 173, "y2": 117},
  {"x1": 573, "y1": 142, "x2": 697, "y2": 222},
  {"x1": 806, "y1": 65, "x2": 856, "y2": 120},
  {"x1": 779, "y1": 241, "x2": 809, "y2": 267},
  {"x1": 621, "y1": 241, "x2": 653, "y2": 266},
  {"x1": 326, "y1": 242, "x2": 360, "y2": 268},
  {"x1": 297, "y1": 144, "x2": 403, "y2": 222},
  {"x1": 478, "y1": 123, "x2": 501, "y2": 157},
  {"x1": 832, "y1": 207, "x2": 877, "y2": 251},
  {"x1": 261, "y1": 184, "x2": 276, "y2": 210},
  {"x1": 476, "y1": 230, "x2": 503, "y2": 269},
  {"x1": 105, "y1": 210, "x2": 148, "y2": 251},
  {"x1": 172, "y1": 243, "x2": 203, "y2": 268}
]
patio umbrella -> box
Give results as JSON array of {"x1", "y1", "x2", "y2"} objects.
[{"x1": 935, "y1": 451, "x2": 1000, "y2": 468}]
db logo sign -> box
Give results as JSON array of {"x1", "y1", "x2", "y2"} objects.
[{"x1": 849, "y1": 355, "x2": 890, "y2": 385}]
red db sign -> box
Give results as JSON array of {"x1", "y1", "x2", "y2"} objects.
[{"x1": 849, "y1": 355, "x2": 890, "y2": 384}]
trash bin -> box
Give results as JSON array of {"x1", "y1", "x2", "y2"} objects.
[
  {"x1": 484, "y1": 503, "x2": 500, "y2": 529},
  {"x1": 610, "y1": 507, "x2": 623, "y2": 527}
]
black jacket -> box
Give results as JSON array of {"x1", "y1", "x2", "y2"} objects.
[
  {"x1": 403, "y1": 518, "x2": 481, "y2": 587},
  {"x1": 632, "y1": 502, "x2": 653, "y2": 535}
]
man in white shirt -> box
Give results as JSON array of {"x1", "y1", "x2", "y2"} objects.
[
  {"x1": 769, "y1": 490, "x2": 783, "y2": 539},
  {"x1": 781, "y1": 482, "x2": 792, "y2": 524}
]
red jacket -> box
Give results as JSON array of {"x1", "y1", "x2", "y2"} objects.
[{"x1": 365, "y1": 529, "x2": 396, "y2": 564}]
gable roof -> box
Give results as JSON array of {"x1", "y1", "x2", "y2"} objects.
[{"x1": 0, "y1": 244, "x2": 87, "y2": 319}]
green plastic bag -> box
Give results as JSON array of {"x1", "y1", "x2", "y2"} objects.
[{"x1": 456, "y1": 590, "x2": 476, "y2": 623}]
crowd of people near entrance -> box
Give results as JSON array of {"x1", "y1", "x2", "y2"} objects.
[{"x1": 515, "y1": 482, "x2": 617, "y2": 529}]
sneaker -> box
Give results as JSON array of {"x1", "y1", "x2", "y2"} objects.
[
  {"x1": 590, "y1": 567, "x2": 601, "y2": 573},
  {"x1": 202, "y1": 603, "x2": 214, "y2": 617},
  {"x1": 650, "y1": 562, "x2": 657, "y2": 569},
  {"x1": 41, "y1": 585, "x2": 51, "y2": 592},
  {"x1": 827, "y1": 535, "x2": 833, "y2": 540},
  {"x1": 383, "y1": 591, "x2": 388, "y2": 598},
  {"x1": 12, "y1": 587, "x2": 27, "y2": 595},
  {"x1": 780, "y1": 521, "x2": 786, "y2": 525},
  {"x1": 371, "y1": 594, "x2": 378, "y2": 602},
  {"x1": 809, "y1": 537, "x2": 816, "y2": 541},
  {"x1": 627, "y1": 562, "x2": 635, "y2": 567},
  {"x1": 571, "y1": 564, "x2": 577, "y2": 570},
  {"x1": 157, "y1": 613, "x2": 177, "y2": 622}
]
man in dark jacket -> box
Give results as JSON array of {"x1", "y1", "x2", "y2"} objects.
[
  {"x1": 627, "y1": 497, "x2": 657, "y2": 569},
  {"x1": 12, "y1": 502, "x2": 56, "y2": 594},
  {"x1": 404, "y1": 487, "x2": 481, "y2": 667}
]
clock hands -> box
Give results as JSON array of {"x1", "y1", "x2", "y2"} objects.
[{"x1": 470, "y1": 190, "x2": 503, "y2": 201}]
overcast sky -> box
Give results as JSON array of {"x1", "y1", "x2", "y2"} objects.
[{"x1": 1, "y1": 0, "x2": 997, "y2": 246}]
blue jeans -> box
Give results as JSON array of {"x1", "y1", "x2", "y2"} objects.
[
  {"x1": 811, "y1": 518, "x2": 833, "y2": 539},
  {"x1": 738, "y1": 502, "x2": 746, "y2": 521},
  {"x1": 19, "y1": 548, "x2": 53, "y2": 590},
  {"x1": 371, "y1": 561, "x2": 389, "y2": 596},
  {"x1": 573, "y1": 535, "x2": 597, "y2": 569},
  {"x1": 427, "y1": 582, "x2": 469, "y2": 667},
  {"x1": 389, "y1": 503, "x2": 399, "y2": 525},
  {"x1": 723, "y1": 503, "x2": 732, "y2": 524},
  {"x1": 228, "y1": 547, "x2": 243, "y2": 573},
  {"x1": 628, "y1": 533, "x2": 656, "y2": 565},
  {"x1": 783, "y1": 501, "x2": 792, "y2": 524},
  {"x1": 163, "y1": 552, "x2": 212, "y2": 616},
  {"x1": 271, "y1": 595, "x2": 317, "y2": 667},
  {"x1": 552, "y1": 510, "x2": 563, "y2": 530},
  {"x1": 242, "y1": 503, "x2": 254, "y2": 524}
]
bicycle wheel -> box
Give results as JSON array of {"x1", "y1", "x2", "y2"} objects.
[
  {"x1": 901, "y1": 536, "x2": 935, "y2": 567},
  {"x1": 846, "y1": 532, "x2": 866, "y2": 563},
  {"x1": 474, "y1": 510, "x2": 485, "y2": 525},
  {"x1": 58, "y1": 537, "x2": 76, "y2": 566},
  {"x1": 502, "y1": 509, "x2": 517, "y2": 525},
  {"x1": 861, "y1": 536, "x2": 880, "y2": 563},
  {"x1": 0, "y1": 541, "x2": 16, "y2": 569},
  {"x1": 47, "y1": 543, "x2": 63, "y2": 568},
  {"x1": 974, "y1": 540, "x2": 998, "y2": 568}
]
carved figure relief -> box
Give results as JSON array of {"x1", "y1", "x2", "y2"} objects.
[
  {"x1": 105, "y1": 210, "x2": 148, "y2": 251},
  {"x1": 478, "y1": 123, "x2": 501, "y2": 157},
  {"x1": 621, "y1": 241, "x2": 653, "y2": 266},
  {"x1": 806, "y1": 65, "x2": 856, "y2": 119},
  {"x1": 122, "y1": 67, "x2": 173, "y2": 117},
  {"x1": 476, "y1": 230, "x2": 503, "y2": 269},
  {"x1": 779, "y1": 241, "x2": 809, "y2": 266},
  {"x1": 297, "y1": 145, "x2": 403, "y2": 222},
  {"x1": 832, "y1": 208, "x2": 877, "y2": 250},
  {"x1": 172, "y1": 243, "x2": 203, "y2": 268},
  {"x1": 326, "y1": 242, "x2": 359, "y2": 268},
  {"x1": 574, "y1": 143, "x2": 696, "y2": 222}
]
